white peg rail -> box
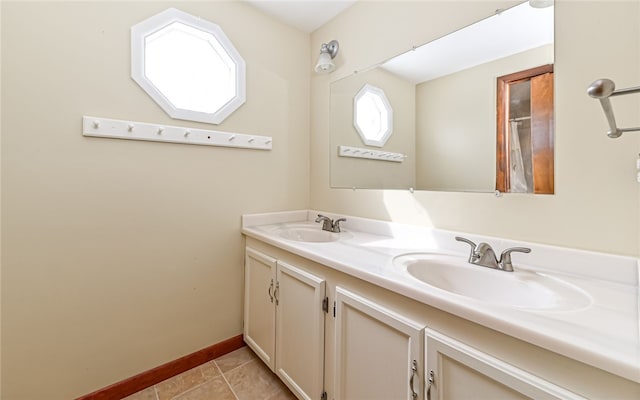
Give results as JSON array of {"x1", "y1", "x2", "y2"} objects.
[
  {"x1": 338, "y1": 145, "x2": 406, "y2": 163},
  {"x1": 82, "y1": 116, "x2": 272, "y2": 150}
]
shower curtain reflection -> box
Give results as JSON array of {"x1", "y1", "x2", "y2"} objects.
[{"x1": 509, "y1": 120, "x2": 528, "y2": 192}]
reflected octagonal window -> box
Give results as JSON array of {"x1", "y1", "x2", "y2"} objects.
[
  {"x1": 131, "y1": 8, "x2": 246, "y2": 124},
  {"x1": 353, "y1": 84, "x2": 393, "y2": 147}
]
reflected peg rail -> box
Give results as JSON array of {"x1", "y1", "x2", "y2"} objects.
[{"x1": 338, "y1": 145, "x2": 406, "y2": 163}]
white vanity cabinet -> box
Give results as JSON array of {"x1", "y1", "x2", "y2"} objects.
[
  {"x1": 242, "y1": 233, "x2": 640, "y2": 400},
  {"x1": 333, "y1": 287, "x2": 424, "y2": 400},
  {"x1": 424, "y1": 328, "x2": 585, "y2": 400},
  {"x1": 243, "y1": 247, "x2": 326, "y2": 400}
]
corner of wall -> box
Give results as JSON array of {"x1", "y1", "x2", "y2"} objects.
[{"x1": 1, "y1": 0, "x2": 4, "y2": 395}]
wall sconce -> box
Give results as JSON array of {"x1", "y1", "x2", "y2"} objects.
[{"x1": 315, "y1": 40, "x2": 339, "y2": 73}]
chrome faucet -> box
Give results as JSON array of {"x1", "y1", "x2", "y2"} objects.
[
  {"x1": 315, "y1": 214, "x2": 346, "y2": 233},
  {"x1": 455, "y1": 236, "x2": 531, "y2": 272}
]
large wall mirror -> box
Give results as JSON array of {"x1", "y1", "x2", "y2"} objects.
[{"x1": 330, "y1": 2, "x2": 554, "y2": 193}]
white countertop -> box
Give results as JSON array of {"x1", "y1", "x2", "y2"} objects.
[{"x1": 241, "y1": 210, "x2": 640, "y2": 384}]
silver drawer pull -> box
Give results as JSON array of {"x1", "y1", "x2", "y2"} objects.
[
  {"x1": 410, "y1": 360, "x2": 418, "y2": 398},
  {"x1": 426, "y1": 369, "x2": 435, "y2": 400},
  {"x1": 268, "y1": 279, "x2": 274, "y2": 303}
]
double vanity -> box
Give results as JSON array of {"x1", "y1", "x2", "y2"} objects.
[{"x1": 241, "y1": 210, "x2": 640, "y2": 400}]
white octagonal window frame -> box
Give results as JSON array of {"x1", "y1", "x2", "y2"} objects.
[
  {"x1": 353, "y1": 84, "x2": 393, "y2": 147},
  {"x1": 131, "y1": 8, "x2": 246, "y2": 125}
]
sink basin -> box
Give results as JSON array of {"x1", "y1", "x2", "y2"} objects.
[
  {"x1": 277, "y1": 226, "x2": 346, "y2": 243},
  {"x1": 393, "y1": 253, "x2": 592, "y2": 311}
]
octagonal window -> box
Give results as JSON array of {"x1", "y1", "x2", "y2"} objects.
[
  {"x1": 131, "y1": 8, "x2": 246, "y2": 124},
  {"x1": 353, "y1": 84, "x2": 393, "y2": 147}
]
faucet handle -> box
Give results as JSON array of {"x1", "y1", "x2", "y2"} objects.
[
  {"x1": 499, "y1": 247, "x2": 531, "y2": 272},
  {"x1": 455, "y1": 236, "x2": 476, "y2": 248},
  {"x1": 333, "y1": 218, "x2": 347, "y2": 233},
  {"x1": 455, "y1": 236, "x2": 479, "y2": 261},
  {"x1": 315, "y1": 214, "x2": 329, "y2": 222}
]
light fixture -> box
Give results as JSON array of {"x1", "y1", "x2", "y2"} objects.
[
  {"x1": 529, "y1": 0, "x2": 553, "y2": 8},
  {"x1": 315, "y1": 40, "x2": 339, "y2": 73}
]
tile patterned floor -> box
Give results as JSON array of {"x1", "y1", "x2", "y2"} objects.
[{"x1": 123, "y1": 346, "x2": 297, "y2": 400}]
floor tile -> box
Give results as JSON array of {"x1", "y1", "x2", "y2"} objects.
[
  {"x1": 199, "y1": 359, "x2": 221, "y2": 380},
  {"x1": 224, "y1": 359, "x2": 293, "y2": 400},
  {"x1": 265, "y1": 384, "x2": 299, "y2": 400},
  {"x1": 122, "y1": 386, "x2": 157, "y2": 400},
  {"x1": 172, "y1": 376, "x2": 237, "y2": 400},
  {"x1": 155, "y1": 367, "x2": 207, "y2": 400},
  {"x1": 214, "y1": 346, "x2": 257, "y2": 373},
  {"x1": 125, "y1": 346, "x2": 295, "y2": 400}
]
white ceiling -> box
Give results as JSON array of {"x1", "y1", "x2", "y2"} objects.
[
  {"x1": 243, "y1": 1, "x2": 554, "y2": 83},
  {"x1": 245, "y1": 0, "x2": 356, "y2": 33},
  {"x1": 381, "y1": 2, "x2": 554, "y2": 84}
]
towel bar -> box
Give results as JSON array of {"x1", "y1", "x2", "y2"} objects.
[{"x1": 587, "y1": 78, "x2": 640, "y2": 138}]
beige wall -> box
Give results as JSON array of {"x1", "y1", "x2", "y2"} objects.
[
  {"x1": 416, "y1": 45, "x2": 553, "y2": 191},
  {"x1": 1, "y1": 2, "x2": 309, "y2": 399},
  {"x1": 311, "y1": 0, "x2": 640, "y2": 256},
  {"x1": 0, "y1": 1, "x2": 3, "y2": 396},
  {"x1": 2, "y1": 1, "x2": 639, "y2": 399},
  {"x1": 330, "y1": 67, "x2": 415, "y2": 189}
]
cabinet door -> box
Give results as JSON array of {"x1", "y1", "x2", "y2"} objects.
[
  {"x1": 334, "y1": 287, "x2": 423, "y2": 400},
  {"x1": 244, "y1": 247, "x2": 277, "y2": 370},
  {"x1": 424, "y1": 328, "x2": 586, "y2": 400},
  {"x1": 276, "y1": 261, "x2": 326, "y2": 400}
]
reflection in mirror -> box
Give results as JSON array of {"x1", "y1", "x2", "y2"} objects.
[
  {"x1": 354, "y1": 84, "x2": 394, "y2": 147},
  {"x1": 330, "y1": 2, "x2": 554, "y2": 192},
  {"x1": 496, "y1": 65, "x2": 554, "y2": 194},
  {"x1": 131, "y1": 8, "x2": 246, "y2": 124}
]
